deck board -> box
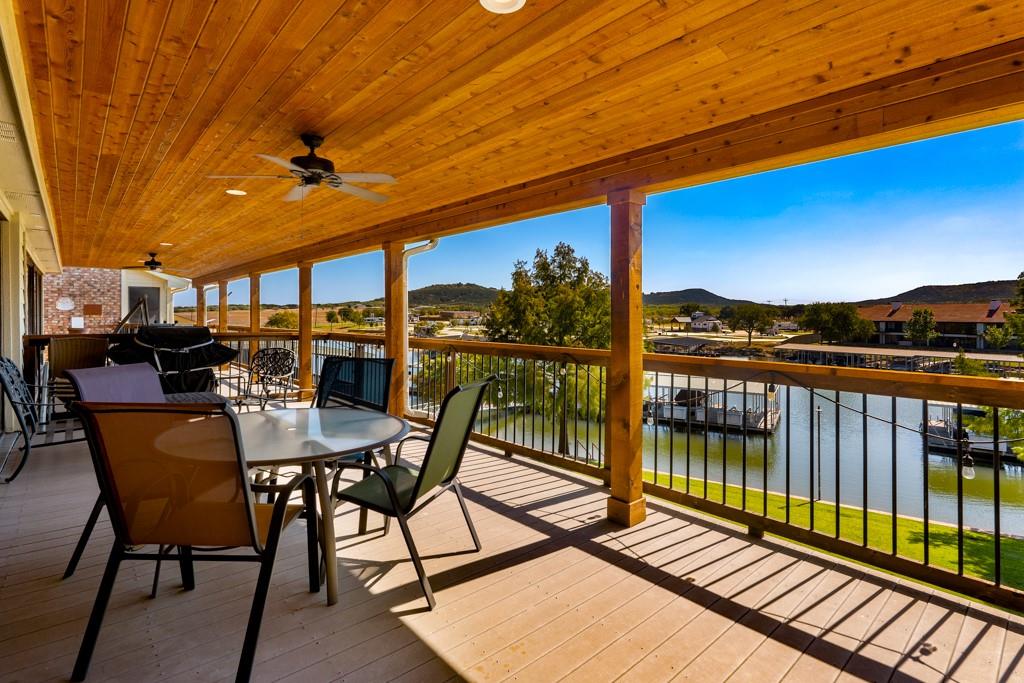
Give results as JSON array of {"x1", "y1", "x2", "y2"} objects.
[{"x1": 1, "y1": 435, "x2": 1022, "y2": 682}]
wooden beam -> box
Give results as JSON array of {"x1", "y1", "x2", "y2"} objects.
[
  {"x1": 218, "y1": 280, "x2": 229, "y2": 331},
  {"x1": 298, "y1": 263, "x2": 313, "y2": 395},
  {"x1": 606, "y1": 189, "x2": 646, "y2": 527},
  {"x1": 193, "y1": 41, "x2": 1024, "y2": 284},
  {"x1": 384, "y1": 242, "x2": 408, "y2": 417},
  {"x1": 194, "y1": 284, "x2": 206, "y2": 327},
  {"x1": 249, "y1": 273, "x2": 260, "y2": 359}
]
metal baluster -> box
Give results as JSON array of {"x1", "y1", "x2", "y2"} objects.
[
  {"x1": 763, "y1": 382, "x2": 768, "y2": 518},
  {"x1": 922, "y1": 399, "x2": 929, "y2": 565},
  {"x1": 653, "y1": 371, "x2": 659, "y2": 478},
  {"x1": 891, "y1": 396, "x2": 898, "y2": 556},
  {"x1": 669, "y1": 373, "x2": 675, "y2": 490},
  {"x1": 585, "y1": 367, "x2": 592, "y2": 465},
  {"x1": 809, "y1": 389, "x2": 815, "y2": 532},
  {"x1": 956, "y1": 403, "x2": 964, "y2": 575},
  {"x1": 703, "y1": 376, "x2": 709, "y2": 500},
  {"x1": 994, "y1": 407, "x2": 1001, "y2": 586},
  {"x1": 863, "y1": 393, "x2": 869, "y2": 547},
  {"x1": 722, "y1": 381, "x2": 728, "y2": 506},
  {"x1": 829, "y1": 390, "x2": 837, "y2": 538},
  {"x1": 686, "y1": 374, "x2": 691, "y2": 495},
  {"x1": 742, "y1": 381, "x2": 748, "y2": 510},
  {"x1": 786, "y1": 384, "x2": 791, "y2": 524}
]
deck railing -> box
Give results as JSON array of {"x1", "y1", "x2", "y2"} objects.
[{"x1": 20, "y1": 330, "x2": 1024, "y2": 609}]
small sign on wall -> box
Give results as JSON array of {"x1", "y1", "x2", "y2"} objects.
[
  {"x1": 69, "y1": 316, "x2": 85, "y2": 330},
  {"x1": 83, "y1": 304, "x2": 102, "y2": 315}
]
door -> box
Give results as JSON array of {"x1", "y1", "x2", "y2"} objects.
[{"x1": 127, "y1": 286, "x2": 161, "y2": 324}]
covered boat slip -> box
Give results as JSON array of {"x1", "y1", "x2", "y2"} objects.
[{"x1": 3, "y1": 436, "x2": 1023, "y2": 683}]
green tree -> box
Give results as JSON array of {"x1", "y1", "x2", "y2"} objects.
[
  {"x1": 732, "y1": 304, "x2": 777, "y2": 346},
  {"x1": 800, "y1": 302, "x2": 875, "y2": 344},
  {"x1": 677, "y1": 302, "x2": 703, "y2": 316},
  {"x1": 265, "y1": 310, "x2": 299, "y2": 329},
  {"x1": 324, "y1": 310, "x2": 339, "y2": 329},
  {"x1": 952, "y1": 348, "x2": 991, "y2": 376},
  {"x1": 984, "y1": 325, "x2": 1014, "y2": 350},
  {"x1": 481, "y1": 243, "x2": 610, "y2": 454},
  {"x1": 904, "y1": 308, "x2": 939, "y2": 346},
  {"x1": 484, "y1": 242, "x2": 610, "y2": 348}
]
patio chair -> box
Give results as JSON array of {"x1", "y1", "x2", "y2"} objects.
[
  {"x1": 312, "y1": 356, "x2": 395, "y2": 533},
  {"x1": 238, "y1": 347, "x2": 296, "y2": 410},
  {"x1": 62, "y1": 363, "x2": 229, "y2": 578},
  {"x1": 45, "y1": 336, "x2": 109, "y2": 419},
  {"x1": 70, "y1": 402, "x2": 317, "y2": 683},
  {"x1": 312, "y1": 356, "x2": 394, "y2": 411},
  {"x1": 0, "y1": 356, "x2": 81, "y2": 483},
  {"x1": 330, "y1": 375, "x2": 494, "y2": 610}
]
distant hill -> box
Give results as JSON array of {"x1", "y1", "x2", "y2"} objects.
[
  {"x1": 858, "y1": 280, "x2": 1017, "y2": 305},
  {"x1": 408, "y1": 282, "x2": 500, "y2": 307},
  {"x1": 643, "y1": 288, "x2": 753, "y2": 307}
]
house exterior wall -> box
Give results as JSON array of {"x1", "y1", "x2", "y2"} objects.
[{"x1": 41, "y1": 267, "x2": 121, "y2": 334}]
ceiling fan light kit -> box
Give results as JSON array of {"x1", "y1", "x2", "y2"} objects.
[
  {"x1": 480, "y1": 0, "x2": 526, "y2": 14},
  {"x1": 208, "y1": 133, "x2": 396, "y2": 203}
]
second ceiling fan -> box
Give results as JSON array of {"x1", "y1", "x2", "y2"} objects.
[{"x1": 208, "y1": 133, "x2": 396, "y2": 203}]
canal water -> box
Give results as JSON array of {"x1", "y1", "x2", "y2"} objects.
[{"x1": 475, "y1": 388, "x2": 1024, "y2": 536}]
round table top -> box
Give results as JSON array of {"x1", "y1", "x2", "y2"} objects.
[{"x1": 238, "y1": 407, "x2": 410, "y2": 466}]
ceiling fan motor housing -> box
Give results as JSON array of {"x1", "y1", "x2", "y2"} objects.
[{"x1": 289, "y1": 154, "x2": 335, "y2": 174}]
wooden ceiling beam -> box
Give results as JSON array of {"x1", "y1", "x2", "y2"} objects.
[{"x1": 194, "y1": 39, "x2": 1024, "y2": 284}]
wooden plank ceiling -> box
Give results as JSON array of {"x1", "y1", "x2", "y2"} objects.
[{"x1": 11, "y1": 0, "x2": 1024, "y2": 281}]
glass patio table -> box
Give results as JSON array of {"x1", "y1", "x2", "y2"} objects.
[{"x1": 237, "y1": 407, "x2": 410, "y2": 605}]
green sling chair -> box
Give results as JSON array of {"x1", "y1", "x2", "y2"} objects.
[{"x1": 330, "y1": 375, "x2": 495, "y2": 609}]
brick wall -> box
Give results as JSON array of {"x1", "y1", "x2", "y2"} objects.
[{"x1": 42, "y1": 267, "x2": 122, "y2": 334}]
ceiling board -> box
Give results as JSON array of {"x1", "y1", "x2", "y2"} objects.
[{"x1": 9, "y1": 0, "x2": 1024, "y2": 279}]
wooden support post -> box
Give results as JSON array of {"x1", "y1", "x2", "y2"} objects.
[
  {"x1": 194, "y1": 284, "x2": 206, "y2": 326},
  {"x1": 606, "y1": 189, "x2": 647, "y2": 527},
  {"x1": 383, "y1": 242, "x2": 408, "y2": 417},
  {"x1": 249, "y1": 273, "x2": 260, "y2": 359},
  {"x1": 298, "y1": 263, "x2": 313, "y2": 396},
  {"x1": 218, "y1": 281, "x2": 229, "y2": 331}
]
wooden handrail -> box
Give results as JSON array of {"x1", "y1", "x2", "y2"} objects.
[{"x1": 22, "y1": 330, "x2": 1024, "y2": 408}]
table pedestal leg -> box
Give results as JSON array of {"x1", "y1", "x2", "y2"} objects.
[{"x1": 313, "y1": 461, "x2": 338, "y2": 605}]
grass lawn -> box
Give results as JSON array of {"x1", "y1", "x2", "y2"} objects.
[{"x1": 644, "y1": 470, "x2": 1024, "y2": 591}]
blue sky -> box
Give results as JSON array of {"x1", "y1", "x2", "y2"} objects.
[{"x1": 178, "y1": 121, "x2": 1024, "y2": 307}]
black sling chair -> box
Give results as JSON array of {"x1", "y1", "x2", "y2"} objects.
[
  {"x1": 70, "y1": 402, "x2": 319, "y2": 683},
  {"x1": 330, "y1": 375, "x2": 495, "y2": 609}
]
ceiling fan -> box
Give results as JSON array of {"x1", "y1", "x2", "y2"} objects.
[
  {"x1": 207, "y1": 132, "x2": 396, "y2": 203},
  {"x1": 123, "y1": 252, "x2": 166, "y2": 273}
]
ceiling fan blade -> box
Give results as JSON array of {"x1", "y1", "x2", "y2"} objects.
[
  {"x1": 255, "y1": 154, "x2": 307, "y2": 174},
  {"x1": 206, "y1": 174, "x2": 292, "y2": 179},
  {"x1": 283, "y1": 184, "x2": 315, "y2": 202},
  {"x1": 329, "y1": 172, "x2": 396, "y2": 184},
  {"x1": 327, "y1": 182, "x2": 389, "y2": 203}
]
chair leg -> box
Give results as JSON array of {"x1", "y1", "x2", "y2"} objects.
[
  {"x1": 394, "y1": 511, "x2": 435, "y2": 610},
  {"x1": 178, "y1": 545, "x2": 195, "y2": 591},
  {"x1": 2, "y1": 432, "x2": 30, "y2": 483},
  {"x1": 301, "y1": 476, "x2": 320, "y2": 593},
  {"x1": 71, "y1": 545, "x2": 123, "y2": 682},
  {"x1": 357, "y1": 451, "x2": 372, "y2": 535},
  {"x1": 453, "y1": 480, "x2": 481, "y2": 552},
  {"x1": 64, "y1": 494, "x2": 105, "y2": 579},
  {"x1": 236, "y1": 555, "x2": 276, "y2": 683}
]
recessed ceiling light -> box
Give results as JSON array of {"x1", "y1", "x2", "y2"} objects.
[
  {"x1": 225, "y1": 189, "x2": 247, "y2": 196},
  {"x1": 480, "y1": 0, "x2": 525, "y2": 13},
  {"x1": 159, "y1": 242, "x2": 173, "y2": 246}
]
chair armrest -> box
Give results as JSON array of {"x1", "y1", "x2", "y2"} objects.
[
  {"x1": 329, "y1": 460, "x2": 404, "y2": 513},
  {"x1": 256, "y1": 472, "x2": 312, "y2": 552},
  {"x1": 395, "y1": 433, "x2": 431, "y2": 462}
]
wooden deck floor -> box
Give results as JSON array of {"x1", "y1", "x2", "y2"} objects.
[{"x1": 2, "y1": 435, "x2": 1023, "y2": 682}]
